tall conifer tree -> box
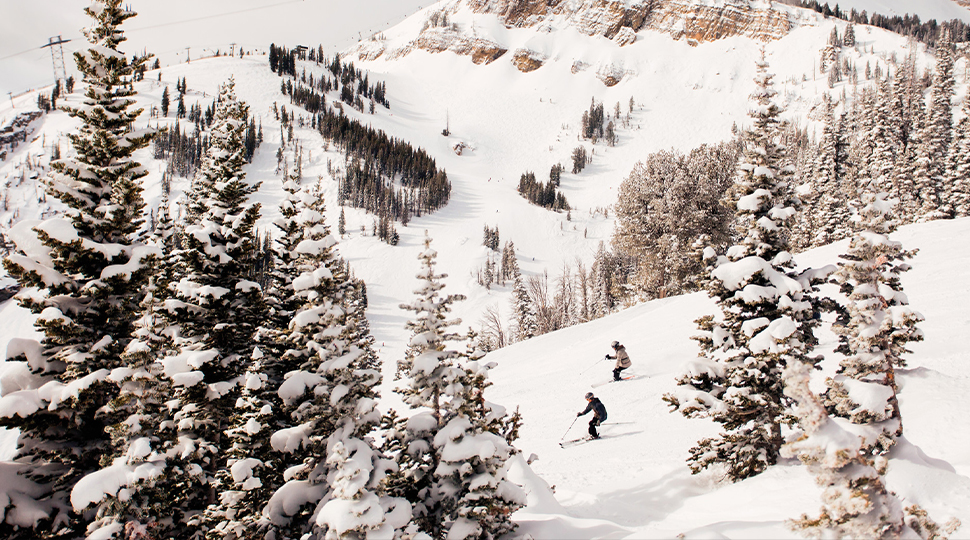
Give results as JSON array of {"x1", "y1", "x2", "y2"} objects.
[
  {"x1": 664, "y1": 52, "x2": 828, "y2": 481},
  {"x1": 0, "y1": 0, "x2": 156, "y2": 535},
  {"x1": 826, "y1": 191, "x2": 922, "y2": 456},
  {"x1": 134, "y1": 78, "x2": 266, "y2": 537}
]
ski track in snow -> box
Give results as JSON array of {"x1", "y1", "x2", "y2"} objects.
[{"x1": 2, "y1": 2, "x2": 970, "y2": 537}]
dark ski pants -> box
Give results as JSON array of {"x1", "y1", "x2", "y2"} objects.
[
  {"x1": 613, "y1": 366, "x2": 628, "y2": 381},
  {"x1": 588, "y1": 416, "x2": 603, "y2": 438}
]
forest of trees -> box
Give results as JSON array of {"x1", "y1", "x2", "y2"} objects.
[
  {"x1": 0, "y1": 3, "x2": 520, "y2": 539},
  {"x1": 610, "y1": 29, "x2": 970, "y2": 304},
  {"x1": 269, "y1": 43, "x2": 451, "y2": 227},
  {"x1": 476, "y1": 239, "x2": 633, "y2": 351},
  {"x1": 777, "y1": 0, "x2": 970, "y2": 46},
  {"x1": 517, "y1": 169, "x2": 570, "y2": 211},
  {"x1": 152, "y1": 77, "x2": 262, "y2": 186},
  {"x1": 657, "y1": 51, "x2": 956, "y2": 538}
]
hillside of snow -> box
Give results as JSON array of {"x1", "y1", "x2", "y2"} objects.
[
  {"x1": 485, "y1": 216, "x2": 970, "y2": 538},
  {"x1": 2, "y1": 0, "x2": 970, "y2": 537}
]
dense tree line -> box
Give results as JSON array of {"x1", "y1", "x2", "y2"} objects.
[
  {"x1": 791, "y1": 30, "x2": 970, "y2": 249},
  {"x1": 477, "y1": 240, "x2": 634, "y2": 351},
  {"x1": 271, "y1": 44, "x2": 388, "y2": 109},
  {"x1": 153, "y1": 114, "x2": 261, "y2": 180},
  {"x1": 652, "y1": 52, "x2": 956, "y2": 538},
  {"x1": 777, "y1": 0, "x2": 970, "y2": 46},
  {"x1": 517, "y1": 170, "x2": 570, "y2": 211},
  {"x1": 322, "y1": 111, "x2": 451, "y2": 219},
  {"x1": 271, "y1": 43, "x2": 444, "y2": 229}
]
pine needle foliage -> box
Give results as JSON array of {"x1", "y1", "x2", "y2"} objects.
[{"x1": 0, "y1": 0, "x2": 156, "y2": 535}]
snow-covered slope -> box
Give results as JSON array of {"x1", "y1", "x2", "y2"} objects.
[
  {"x1": 486, "y1": 217, "x2": 970, "y2": 538},
  {"x1": 2, "y1": 0, "x2": 970, "y2": 536}
]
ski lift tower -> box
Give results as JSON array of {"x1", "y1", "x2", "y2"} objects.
[{"x1": 41, "y1": 35, "x2": 72, "y2": 85}]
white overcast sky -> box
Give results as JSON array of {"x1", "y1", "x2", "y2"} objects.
[{"x1": 0, "y1": 0, "x2": 432, "y2": 97}]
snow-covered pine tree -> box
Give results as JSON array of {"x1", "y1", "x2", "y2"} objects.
[
  {"x1": 808, "y1": 97, "x2": 840, "y2": 247},
  {"x1": 509, "y1": 264, "x2": 538, "y2": 343},
  {"x1": 250, "y1": 178, "x2": 407, "y2": 539},
  {"x1": 916, "y1": 30, "x2": 954, "y2": 220},
  {"x1": 142, "y1": 78, "x2": 267, "y2": 536},
  {"x1": 390, "y1": 233, "x2": 467, "y2": 537},
  {"x1": 945, "y1": 92, "x2": 970, "y2": 217},
  {"x1": 826, "y1": 190, "x2": 922, "y2": 456},
  {"x1": 591, "y1": 241, "x2": 614, "y2": 318},
  {"x1": 781, "y1": 358, "x2": 907, "y2": 539},
  {"x1": 77, "y1": 194, "x2": 186, "y2": 537},
  {"x1": 199, "y1": 157, "x2": 308, "y2": 538},
  {"x1": 431, "y1": 357, "x2": 525, "y2": 540},
  {"x1": 843, "y1": 23, "x2": 856, "y2": 47},
  {"x1": 390, "y1": 233, "x2": 523, "y2": 539},
  {"x1": 663, "y1": 52, "x2": 829, "y2": 481},
  {"x1": 869, "y1": 77, "x2": 902, "y2": 197},
  {"x1": 0, "y1": 0, "x2": 157, "y2": 535}
]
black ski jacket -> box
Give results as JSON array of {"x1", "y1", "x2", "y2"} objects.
[{"x1": 578, "y1": 398, "x2": 607, "y2": 421}]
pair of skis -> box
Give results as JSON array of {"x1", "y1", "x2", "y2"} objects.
[
  {"x1": 558, "y1": 422, "x2": 632, "y2": 448},
  {"x1": 590, "y1": 374, "x2": 637, "y2": 388},
  {"x1": 559, "y1": 435, "x2": 603, "y2": 448}
]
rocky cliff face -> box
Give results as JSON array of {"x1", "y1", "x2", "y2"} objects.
[
  {"x1": 464, "y1": 0, "x2": 791, "y2": 43},
  {"x1": 466, "y1": 0, "x2": 655, "y2": 40},
  {"x1": 647, "y1": 0, "x2": 790, "y2": 44},
  {"x1": 351, "y1": 0, "x2": 798, "y2": 82}
]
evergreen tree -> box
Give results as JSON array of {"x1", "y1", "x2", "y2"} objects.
[
  {"x1": 920, "y1": 30, "x2": 954, "y2": 219},
  {"x1": 843, "y1": 23, "x2": 856, "y2": 47},
  {"x1": 390, "y1": 233, "x2": 523, "y2": 539},
  {"x1": 390, "y1": 233, "x2": 466, "y2": 536},
  {"x1": 136, "y1": 78, "x2": 265, "y2": 537},
  {"x1": 508, "y1": 258, "x2": 538, "y2": 342},
  {"x1": 946, "y1": 95, "x2": 970, "y2": 217},
  {"x1": 663, "y1": 52, "x2": 826, "y2": 481},
  {"x1": 161, "y1": 85, "x2": 171, "y2": 117},
  {"x1": 811, "y1": 98, "x2": 853, "y2": 247},
  {"x1": 430, "y1": 359, "x2": 525, "y2": 540},
  {"x1": 869, "y1": 77, "x2": 902, "y2": 196},
  {"x1": 826, "y1": 191, "x2": 922, "y2": 456},
  {"x1": 613, "y1": 143, "x2": 737, "y2": 300},
  {"x1": 781, "y1": 358, "x2": 907, "y2": 539},
  {"x1": 591, "y1": 241, "x2": 614, "y2": 318},
  {"x1": 0, "y1": 0, "x2": 156, "y2": 535}
]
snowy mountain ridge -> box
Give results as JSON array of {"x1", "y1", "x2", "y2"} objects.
[{"x1": 351, "y1": 0, "x2": 811, "y2": 83}]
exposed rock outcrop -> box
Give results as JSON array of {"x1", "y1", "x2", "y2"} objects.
[
  {"x1": 512, "y1": 48, "x2": 547, "y2": 72},
  {"x1": 467, "y1": 0, "x2": 655, "y2": 40},
  {"x1": 647, "y1": 0, "x2": 791, "y2": 43},
  {"x1": 349, "y1": 0, "x2": 797, "y2": 84},
  {"x1": 613, "y1": 25, "x2": 637, "y2": 46}
]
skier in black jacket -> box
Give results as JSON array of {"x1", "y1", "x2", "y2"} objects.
[{"x1": 577, "y1": 392, "x2": 607, "y2": 439}]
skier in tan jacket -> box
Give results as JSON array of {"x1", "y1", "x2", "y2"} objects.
[{"x1": 606, "y1": 340, "x2": 631, "y2": 381}]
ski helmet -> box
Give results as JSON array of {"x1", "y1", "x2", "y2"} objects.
[
  {"x1": 585, "y1": 392, "x2": 594, "y2": 400},
  {"x1": 611, "y1": 340, "x2": 619, "y2": 349}
]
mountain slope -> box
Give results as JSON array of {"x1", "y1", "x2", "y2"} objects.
[{"x1": 489, "y1": 217, "x2": 970, "y2": 538}]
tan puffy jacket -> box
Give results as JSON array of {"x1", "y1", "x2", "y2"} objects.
[{"x1": 611, "y1": 346, "x2": 631, "y2": 369}]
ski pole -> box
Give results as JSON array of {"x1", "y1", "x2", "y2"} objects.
[
  {"x1": 560, "y1": 417, "x2": 578, "y2": 442},
  {"x1": 580, "y1": 356, "x2": 607, "y2": 374}
]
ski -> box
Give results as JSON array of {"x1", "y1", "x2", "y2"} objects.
[
  {"x1": 559, "y1": 436, "x2": 603, "y2": 448},
  {"x1": 590, "y1": 375, "x2": 638, "y2": 388}
]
